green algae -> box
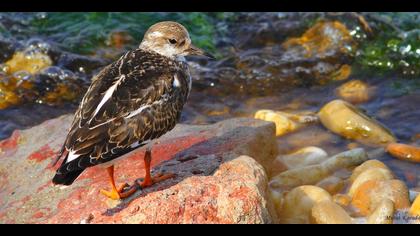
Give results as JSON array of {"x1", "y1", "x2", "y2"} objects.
[
  {"x1": 353, "y1": 13, "x2": 420, "y2": 78},
  {"x1": 0, "y1": 12, "x2": 223, "y2": 55}
]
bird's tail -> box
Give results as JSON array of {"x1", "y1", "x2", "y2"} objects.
[{"x1": 52, "y1": 169, "x2": 84, "y2": 186}]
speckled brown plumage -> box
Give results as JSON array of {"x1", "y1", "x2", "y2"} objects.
[{"x1": 52, "y1": 48, "x2": 191, "y2": 185}]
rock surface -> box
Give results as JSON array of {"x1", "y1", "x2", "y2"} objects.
[{"x1": 0, "y1": 115, "x2": 279, "y2": 224}]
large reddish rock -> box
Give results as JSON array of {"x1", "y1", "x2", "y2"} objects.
[{"x1": 0, "y1": 115, "x2": 278, "y2": 224}]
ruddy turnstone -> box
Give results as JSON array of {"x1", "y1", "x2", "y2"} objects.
[{"x1": 51, "y1": 21, "x2": 214, "y2": 200}]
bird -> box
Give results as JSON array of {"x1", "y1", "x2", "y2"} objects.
[{"x1": 51, "y1": 21, "x2": 214, "y2": 200}]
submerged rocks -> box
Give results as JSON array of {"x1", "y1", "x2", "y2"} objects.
[
  {"x1": 0, "y1": 38, "x2": 107, "y2": 110},
  {"x1": 281, "y1": 21, "x2": 356, "y2": 84},
  {"x1": 348, "y1": 160, "x2": 410, "y2": 217},
  {"x1": 282, "y1": 21, "x2": 355, "y2": 60},
  {"x1": 0, "y1": 115, "x2": 279, "y2": 223},
  {"x1": 386, "y1": 143, "x2": 420, "y2": 163},
  {"x1": 269, "y1": 148, "x2": 368, "y2": 190},
  {"x1": 336, "y1": 80, "x2": 373, "y2": 104},
  {"x1": 254, "y1": 109, "x2": 318, "y2": 137},
  {"x1": 270, "y1": 153, "x2": 415, "y2": 224},
  {"x1": 4, "y1": 50, "x2": 52, "y2": 75},
  {"x1": 318, "y1": 99, "x2": 396, "y2": 147}
]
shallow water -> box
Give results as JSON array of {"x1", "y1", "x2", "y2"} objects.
[{"x1": 0, "y1": 12, "x2": 419, "y2": 189}]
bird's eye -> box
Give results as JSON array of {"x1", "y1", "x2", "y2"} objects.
[{"x1": 168, "y1": 39, "x2": 177, "y2": 45}]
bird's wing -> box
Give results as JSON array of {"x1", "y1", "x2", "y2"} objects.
[{"x1": 54, "y1": 49, "x2": 188, "y2": 174}]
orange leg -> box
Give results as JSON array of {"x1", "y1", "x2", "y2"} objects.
[
  {"x1": 100, "y1": 166, "x2": 137, "y2": 200},
  {"x1": 137, "y1": 148, "x2": 175, "y2": 189}
]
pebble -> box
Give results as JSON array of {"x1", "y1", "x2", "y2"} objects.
[
  {"x1": 271, "y1": 146, "x2": 328, "y2": 175},
  {"x1": 318, "y1": 99, "x2": 397, "y2": 147},
  {"x1": 310, "y1": 200, "x2": 353, "y2": 224},
  {"x1": 386, "y1": 143, "x2": 420, "y2": 163},
  {"x1": 351, "y1": 179, "x2": 410, "y2": 216},
  {"x1": 277, "y1": 185, "x2": 333, "y2": 224},
  {"x1": 270, "y1": 148, "x2": 368, "y2": 190},
  {"x1": 336, "y1": 80, "x2": 373, "y2": 104},
  {"x1": 367, "y1": 199, "x2": 394, "y2": 224}
]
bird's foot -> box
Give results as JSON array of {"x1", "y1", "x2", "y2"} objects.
[
  {"x1": 100, "y1": 183, "x2": 136, "y2": 200},
  {"x1": 136, "y1": 172, "x2": 176, "y2": 189}
]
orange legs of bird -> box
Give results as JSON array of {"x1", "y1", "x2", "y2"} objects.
[
  {"x1": 136, "y1": 147, "x2": 175, "y2": 188},
  {"x1": 100, "y1": 147, "x2": 175, "y2": 200},
  {"x1": 100, "y1": 165, "x2": 137, "y2": 200}
]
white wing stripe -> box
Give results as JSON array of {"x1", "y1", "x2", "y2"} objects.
[
  {"x1": 125, "y1": 104, "x2": 151, "y2": 119},
  {"x1": 66, "y1": 150, "x2": 80, "y2": 163},
  {"x1": 173, "y1": 74, "x2": 181, "y2": 87},
  {"x1": 125, "y1": 94, "x2": 169, "y2": 119},
  {"x1": 89, "y1": 75, "x2": 126, "y2": 123}
]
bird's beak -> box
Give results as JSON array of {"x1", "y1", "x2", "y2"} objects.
[{"x1": 186, "y1": 44, "x2": 215, "y2": 59}]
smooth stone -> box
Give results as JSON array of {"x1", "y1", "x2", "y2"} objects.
[
  {"x1": 367, "y1": 199, "x2": 394, "y2": 224},
  {"x1": 318, "y1": 99, "x2": 397, "y2": 147},
  {"x1": 255, "y1": 109, "x2": 318, "y2": 137},
  {"x1": 310, "y1": 200, "x2": 353, "y2": 224},
  {"x1": 336, "y1": 80, "x2": 373, "y2": 104},
  {"x1": 271, "y1": 146, "x2": 328, "y2": 175},
  {"x1": 349, "y1": 160, "x2": 390, "y2": 183},
  {"x1": 386, "y1": 143, "x2": 420, "y2": 163},
  {"x1": 348, "y1": 167, "x2": 394, "y2": 197},
  {"x1": 278, "y1": 185, "x2": 333, "y2": 224},
  {"x1": 351, "y1": 179, "x2": 411, "y2": 216},
  {"x1": 270, "y1": 148, "x2": 368, "y2": 190}
]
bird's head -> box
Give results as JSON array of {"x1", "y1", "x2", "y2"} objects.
[{"x1": 140, "y1": 21, "x2": 214, "y2": 60}]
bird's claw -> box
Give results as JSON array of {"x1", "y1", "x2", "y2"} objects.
[{"x1": 100, "y1": 183, "x2": 136, "y2": 200}]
